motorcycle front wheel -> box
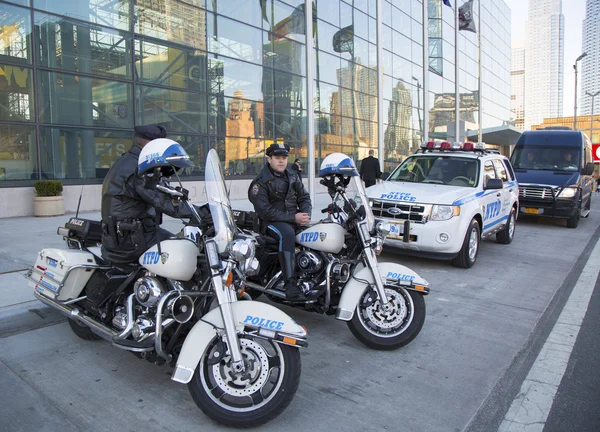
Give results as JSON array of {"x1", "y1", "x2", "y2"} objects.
[
  {"x1": 188, "y1": 335, "x2": 301, "y2": 427},
  {"x1": 347, "y1": 286, "x2": 425, "y2": 350}
]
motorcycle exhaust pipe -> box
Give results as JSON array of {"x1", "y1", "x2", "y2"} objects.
[
  {"x1": 34, "y1": 291, "x2": 119, "y2": 342},
  {"x1": 245, "y1": 281, "x2": 286, "y2": 299}
]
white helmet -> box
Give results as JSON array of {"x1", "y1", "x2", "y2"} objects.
[
  {"x1": 138, "y1": 138, "x2": 194, "y2": 175},
  {"x1": 319, "y1": 153, "x2": 359, "y2": 177}
]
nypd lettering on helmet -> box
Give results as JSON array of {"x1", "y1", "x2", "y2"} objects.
[
  {"x1": 243, "y1": 315, "x2": 285, "y2": 331},
  {"x1": 300, "y1": 231, "x2": 319, "y2": 242},
  {"x1": 380, "y1": 192, "x2": 417, "y2": 202},
  {"x1": 386, "y1": 271, "x2": 415, "y2": 281}
]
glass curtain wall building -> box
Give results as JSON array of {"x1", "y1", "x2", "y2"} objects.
[{"x1": 0, "y1": 0, "x2": 510, "y2": 187}]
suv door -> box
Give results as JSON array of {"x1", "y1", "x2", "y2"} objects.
[{"x1": 481, "y1": 159, "x2": 504, "y2": 235}]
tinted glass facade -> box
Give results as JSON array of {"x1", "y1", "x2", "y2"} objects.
[{"x1": 0, "y1": 0, "x2": 510, "y2": 185}]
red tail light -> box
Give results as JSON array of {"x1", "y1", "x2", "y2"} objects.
[
  {"x1": 426, "y1": 141, "x2": 436, "y2": 148},
  {"x1": 440, "y1": 141, "x2": 451, "y2": 149},
  {"x1": 463, "y1": 142, "x2": 475, "y2": 150}
]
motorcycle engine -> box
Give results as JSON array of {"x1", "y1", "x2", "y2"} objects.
[
  {"x1": 134, "y1": 276, "x2": 164, "y2": 307},
  {"x1": 296, "y1": 251, "x2": 322, "y2": 274}
]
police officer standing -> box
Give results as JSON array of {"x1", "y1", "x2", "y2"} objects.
[
  {"x1": 101, "y1": 125, "x2": 191, "y2": 264},
  {"x1": 248, "y1": 144, "x2": 313, "y2": 301}
]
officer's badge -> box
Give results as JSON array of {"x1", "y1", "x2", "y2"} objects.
[
  {"x1": 160, "y1": 252, "x2": 169, "y2": 264},
  {"x1": 251, "y1": 184, "x2": 260, "y2": 196},
  {"x1": 319, "y1": 232, "x2": 327, "y2": 242}
]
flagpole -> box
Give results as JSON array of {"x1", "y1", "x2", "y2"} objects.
[
  {"x1": 423, "y1": 0, "x2": 429, "y2": 144},
  {"x1": 455, "y1": 1, "x2": 460, "y2": 144},
  {"x1": 478, "y1": 0, "x2": 482, "y2": 144},
  {"x1": 305, "y1": 0, "x2": 315, "y2": 203}
]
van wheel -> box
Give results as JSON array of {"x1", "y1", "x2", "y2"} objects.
[
  {"x1": 496, "y1": 208, "x2": 516, "y2": 244},
  {"x1": 452, "y1": 219, "x2": 480, "y2": 268}
]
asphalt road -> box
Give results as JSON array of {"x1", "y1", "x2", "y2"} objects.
[{"x1": 1, "y1": 197, "x2": 599, "y2": 432}]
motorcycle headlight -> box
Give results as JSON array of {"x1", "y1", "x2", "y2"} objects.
[
  {"x1": 227, "y1": 238, "x2": 255, "y2": 261},
  {"x1": 430, "y1": 205, "x2": 460, "y2": 221},
  {"x1": 557, "y1": 187, "x2": 577, "y2": 199}
]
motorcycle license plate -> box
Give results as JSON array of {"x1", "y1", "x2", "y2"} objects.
[
  {"x1": 388, "y1": 221, "x2": 405, "y2": 239},
  {"x1": 523, "y1": 207, "x2": 542, "y2": 215}
]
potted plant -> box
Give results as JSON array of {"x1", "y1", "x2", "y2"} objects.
[{"x1": 33, "y1": 180, "x2": 65, "y2": 217}]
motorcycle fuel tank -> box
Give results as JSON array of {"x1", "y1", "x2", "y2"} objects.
[
  {"x1": 139, "y1": 239, "x2": 198, "y2": 281},
  {"x1": 296, "y1": 223, "x2": 346, "y2": 254}
]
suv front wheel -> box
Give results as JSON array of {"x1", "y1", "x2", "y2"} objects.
[{"x1": 452, "y1": 218, "x2": 480, "y2": 268}]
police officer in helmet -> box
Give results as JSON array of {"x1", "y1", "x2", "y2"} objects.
[
  {"x1": 248, "y1": 143, "x2": 315, "y2": 301},
  {"x1": 101, "y1": 125, "x2": 193, "y2": 264}
]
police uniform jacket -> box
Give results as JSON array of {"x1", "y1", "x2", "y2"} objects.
[
  {"x1": 248, "y1": 164, "x2": 312, "y2": 225},
  {"x1": 101, "y1": 144, "x2": 191, "y2": 263}
]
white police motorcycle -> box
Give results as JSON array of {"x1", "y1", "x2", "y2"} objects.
[
  {"x1": 26, "y1": 145, "x2": 307, "y2": 427},
  {"x1": 238, "y1": 153, "x2": 430, "y2": 350}
]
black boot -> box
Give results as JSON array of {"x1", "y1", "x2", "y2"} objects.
[{"x1": 278, "y1": 251, "x2": 306, "y2": 301}]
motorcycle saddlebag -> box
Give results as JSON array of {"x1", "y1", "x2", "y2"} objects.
[{"x1": 28, "y1": 248, "x2": 97, "y2": 301}]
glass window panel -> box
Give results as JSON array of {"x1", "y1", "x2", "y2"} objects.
[
  {"x1": 412, "y1": 41, "x2": 423, "y2": 66},
  {"x1": 264, "y1": 106, "x2": 306, "y2": 142},
  {"x1": 340, "y1": 1, "x2": 353, "y2": 29},
  {"x1": 38, "y1": 71, "x2": 133, "y2": 128},
  {"x1": 270, "y1": 36, "x2": 306, "y2": 75},
  {"x1": 316, "y1": 0, "x2": 339, "y2": 27},
  {"x1": 315, "y1": 49, "x2": 341, "y2": 86},
  {"x1": 0, "y1": 3, "x2": 31, "y2": 63},
  {"x1": 368, "y1": 17, "x2": 376, "y2": 44},
  {"x1": 208, "y1": 56, "x2": 266, "y2": 101},
  {"x1": 136, "y1": 0, "x2": 208, "y2": 49},
  {"x1": 34, "y1": 0, "x2": 130, "y2": 31},
  {"x1": 353, "y1": 9, "x2": 369, "y2": 41},
  {"x1": 219, "y1": 95, "x2": 266, "y2": 139},
  {"x1": 36, "y1": 12, "x2": 131, "y2": 78},
  {"x1": 262, "y1": 1, "x2": 306, "y2": 45},
  {"x1": 0, "y1": 64, "x2": 34, "y2": 121},
  {"x1": 412, "y1": 19, "x2": 422, "y2": 44},
  {"x1": 3, "y1": 0, "x2": 30, "y2": 6},
  {"x1": 354, "y1": 0, "x2": 368, "y2": 14},
  {"x1": 351, "y1": 36, "x2": 369, "y2": 65},
  {"x1": 314, "y1": 81, "x2": 341, "y2": 114},
  {"x1": 137, "y1": 39, "x2": 208, "y2": 93},
  {"x1": 368, "y1": 0, "x2": 376, "y2": 18},
  {"x1": 392, "y1": 54, "x2": 410, "y2": 82},
  {"x1": 382, "y1": 49, "x2": 392, "y2": 75},
  {"x1": 136, "y1": 85, "x2": 208, "y2": 134},
  {"x1": 393, "y1": 30, "x2": 411, "y2": 60},
  {"x1": 39, "y1": 126, "x2": 133, "y2": 180},
  {"x1": 213, "y1": 0, "x2": 268, "y2": 30},
  {"x1": 207, "y1": 14, "x2": 263, "y2": 64},
  {"x1": 383, "y1": 24, "x2": 392, "y2": 51},
  {"x1": 0, "y1": 124, "x2": 37, "y2": 181},
  {"x1": 382, "y1": 1, "x2": 391, "y2": 26},
  {"x1": 264, "y1": 69, "x2": 306, "y2": 110},
  {"x1": 314, "y1": 19, "x2": 339, "y2": 55},
  {"x1": 223, "y1": 135, "x2": 267, "y2": 176}
]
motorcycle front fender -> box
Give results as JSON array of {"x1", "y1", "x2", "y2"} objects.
[
  {"x1": 171, "y1": 301, "x2": 307, "y2": 384},
  {"x1": 336, "y1": 262, "x2": 429, "y2": 322}
]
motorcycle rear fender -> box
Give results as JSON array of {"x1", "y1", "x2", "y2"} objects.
[
  {"x1": 336, "y1": 262, "x2": 429, "y2": 322},
  {"x1": 172, "y1": 301, "x2": 306, "y2": 384}
]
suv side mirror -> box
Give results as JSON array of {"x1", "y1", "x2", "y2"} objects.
[
  {"x1": 484, "y1": 178, "x2": 503, "y2": 190},
  {"x1": 381, "y1": 172, "x2": 390, "y2": 180},
  {"x1": 584, "y1": 162, "x2": 594, "y2": 176}
]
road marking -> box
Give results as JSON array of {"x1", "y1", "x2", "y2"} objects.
[{"x1": 498, "y1": 238, "x2": 600, "y2": 432}]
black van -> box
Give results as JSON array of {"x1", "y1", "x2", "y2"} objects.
[{"x1": 510, "y1": 130, "x2": 594, "y2": 228}]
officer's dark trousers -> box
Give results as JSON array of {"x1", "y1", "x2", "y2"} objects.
[
  {"x1": 364, "y1": 179, "x2": 376, "y2": 188},
  {"x1": 267, "y1": 222, "x2": 296, "y2": 282}
]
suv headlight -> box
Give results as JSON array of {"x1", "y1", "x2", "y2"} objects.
[
  {"x1": 430, "y1": 205, "x2": 460, "y2": 221},
  {"x1": 557, "y1": 187, "x2": 577, "y2": 199}
]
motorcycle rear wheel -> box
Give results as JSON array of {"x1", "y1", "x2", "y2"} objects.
[
  {"x1": 67, "y1": 318, "x2": 101, "y2": 341},
  {"x1": 188, "y1": 335, "x2": 301, "y2": 427},
  {"x1": 347, "y1": 286, "x2": 425, "y2": 350}
]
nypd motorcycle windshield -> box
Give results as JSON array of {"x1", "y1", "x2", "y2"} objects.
[
  {"x1": 351, "y1": 176, "x2": 375, "y2": 232},
  {"x1": 204, "y1": 149, "x2": 235, "y2": 253}
]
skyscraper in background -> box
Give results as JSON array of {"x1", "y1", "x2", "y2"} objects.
[
  {"x1": 580, "y1": 0, "x2": 600, "y2": 115},
  {"x1": 511, "y1": 40, "x2": 526, "y2": 130},
  {"x1": 525, "y1": 0, "x2": 564, "y2": 129}
]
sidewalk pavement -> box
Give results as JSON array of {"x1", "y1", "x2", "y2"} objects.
[{"x1": 0, "y1": 193, "x2": 334, "y2": 320}]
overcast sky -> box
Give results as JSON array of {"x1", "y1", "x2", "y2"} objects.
[{"x1": 503, "y1": 0, "x2": 587, "y2": 117}]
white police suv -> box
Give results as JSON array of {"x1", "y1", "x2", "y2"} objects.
[{"x1": 367, "y1": 141, "x2": 519, "y2": 268}]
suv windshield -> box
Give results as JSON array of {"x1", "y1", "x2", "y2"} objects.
[
  {"x1": 510, "y1": 146, "x2": 580, "y2": 172},
  {"x1": 389, "y1": 155, "x2": 480, "y2": 187}
]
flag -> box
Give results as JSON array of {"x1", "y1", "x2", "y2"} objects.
[
  {"x1": 443, "y1": 0, "x2": 452, "y2": 7},
  {"x1": 459, "y1": 0, "x2": 477, "y2": 33},
  {"x1": 333, "y1": 25, "x2": 354, "y2": 54}
]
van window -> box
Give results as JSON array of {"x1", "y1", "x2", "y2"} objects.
[
  {"x1": 510, "y1": 146, "x2": 581, "y2": 172},
  {"x1": 493, "y1": 159, "x2": 509, "y2": 182}
]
